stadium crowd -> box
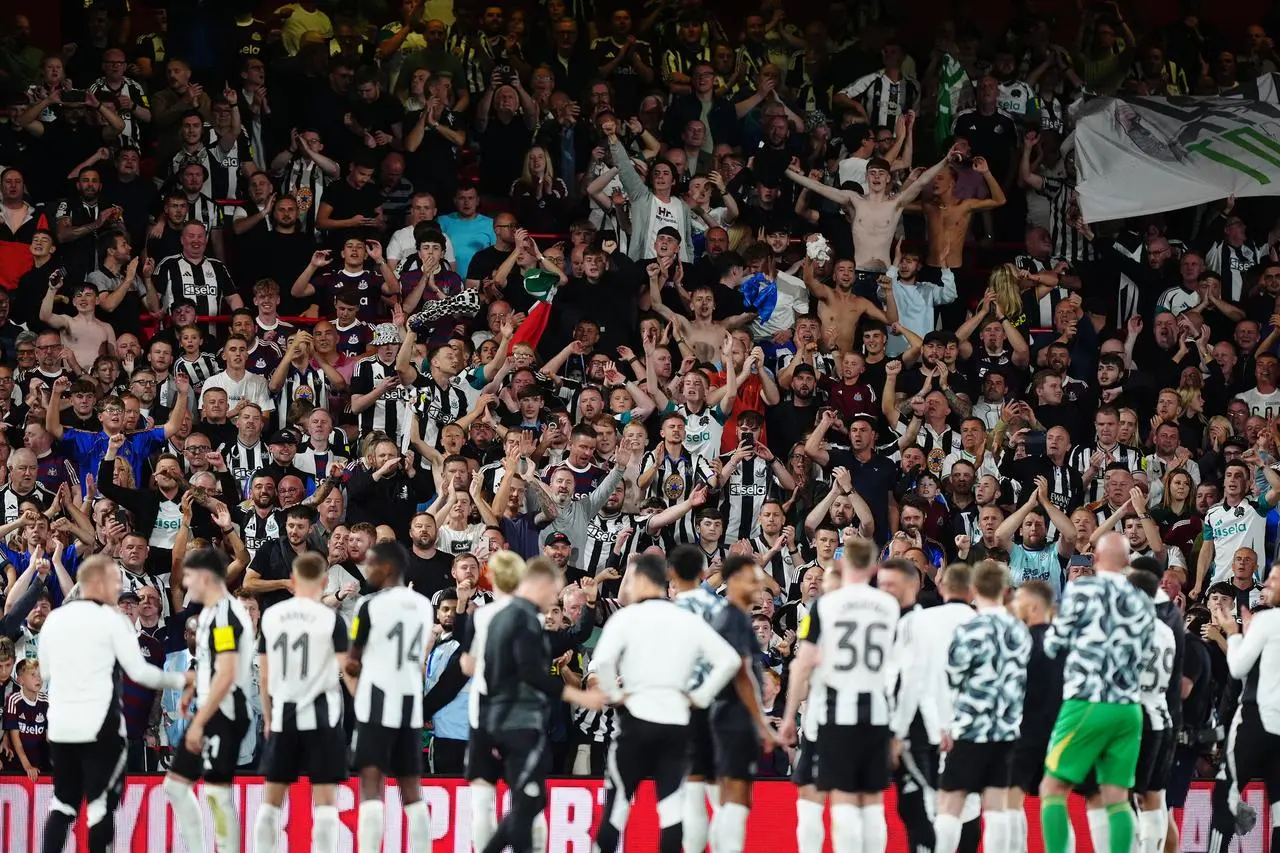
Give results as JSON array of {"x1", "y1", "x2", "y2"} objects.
[{"x1": 0, "y1": 0, "x2": 1277, "y2": 836}]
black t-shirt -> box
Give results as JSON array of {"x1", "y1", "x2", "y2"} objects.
[
  {"x1": 711, "y1": 604, "x2": 760, "y2": 730},
  {"x1": 321, "y1": 178, "x2": 383, "y2": 246},
  {"x1": 352, "y1": 93, "x2": 407, "y2": 136},
  {"x1": 477, "y1": 116, "x2": 531, "y2": 196},
  {"x1": 828, "y1": 446, "x2": 896, "y2": 543},
  {"x1": 951, "y1": 111, "x2": 1019, "y2": 183},
  {"x1": 406, "y1": 550, "x2": 454, "y2": 600}
]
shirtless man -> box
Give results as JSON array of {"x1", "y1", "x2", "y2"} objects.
[
  {"x1": 801, "y1": 257, "x2": 897, "y2": 354},
  {"x1": 783, "y1": 146, "x2": 959, "y2": 293},
  {"x1": 914, "y1": 156, "x2": 1006, "y2": 268},
  {"x1": 39, "y1": 280, "x2": 115, "y2": 371},
  {"x1": 647, "y1": 256, "x2": 756, "y2": 362}
]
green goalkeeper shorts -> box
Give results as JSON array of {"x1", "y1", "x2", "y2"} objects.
[{"x1": 1043, "y1": 699, "x2": 1143, "y2": 788}]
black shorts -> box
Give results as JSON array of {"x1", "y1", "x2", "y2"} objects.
[
  {"x1": 1011, "y1": 737, "x2": 1050, "y2": 794},
  {"x1": 353, "y1": 722, "x2": 423, "y2": 779},
  {"x1": 816, "y1": 723, "x2": 891, "y2": 794},
  {"x1": 170, "y1": 709, "x2": 249, "y2": 785},
  {"x1": 792, "y1": 734, "x2": 819, "y2": 788},
  {"x1": 49, "y1": 736, "x2": 127, "y2": 815},
  {"x1": 466, "y1": 726, "x2": 503, "y2": 784},
  {"x1": 939, "y1": 740, "x2": 1014, "y2": 794},
  {"x1": 711, "y1": 725, "x2": 759, "y2": 782},
  {"x1": 261, "y1": 725, "x2": 349, "y2": 785},
  {"x1": 687, "y1": 708, "x2": 716, "y2": 779},
  {"x1": 1133, "y1": 717, "x2": 1174, "y2": 795}
]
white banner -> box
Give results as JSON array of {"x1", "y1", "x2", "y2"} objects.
[{"x1": 1074, "y1": 88, "x2": 1280, "y2": 222}]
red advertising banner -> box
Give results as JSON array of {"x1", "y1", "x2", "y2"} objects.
[{"x1": 0, "y1": 776, "x2": 1267, "y2": 853}]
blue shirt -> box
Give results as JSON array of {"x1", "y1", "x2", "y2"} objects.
[
  {"x1": 0, "y1": 543, "x2": 82, "y2": 607},
  {"x1": 60, "y1": 427, "x2": 167, "y2": 490},
  {"x1": 437, "y1": 213, "x2": 496, "y2": 278}
]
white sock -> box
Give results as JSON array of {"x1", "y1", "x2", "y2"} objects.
[
  {"x1": 797, "y1": 799, "x2": 825, "y2": 853},
  {"x1": 712, "y1": 802, "x2": 748, "y2": 853},
  {"x1": 832, "y1": 803, "x2": 865, "y2": 853},
  {"x1": 532, "y1": 810, "x2": 549, "y2": 853},
  {"x1": 405, "y1": 800, "x2": 431, "y2": 853},
  {"x1": 861, "y1": 804, "x2": 888, "y2": 853},
  {"x1": 1087, "y1": 807, "x2": 1110, "y2": 853},
  {"x1": 934, "y1": 813, "x2": 963, "y2": 853},
  {"x1": 163, "y1": 776, "x2": 206, "y2": 853},
  {"x1": 205, "y1": 785, "x2": 239, "y2": 853},
  {"x1": 684, "y1": 781, "x2": 710, "y2": 853},
  {"x1": 984, "y1": 811, "x2": 1012, "y2": 853},
  {"x1": 471, "y1": 784, "x2": 497, "y2": 853},
  {"x1": 358, "y1": 799, "x2": 385, "y2": 853},
  {"x1": 1140, "y1": 809, "x2": 1165, "y2": 853},
  {"x1": 253, "y1": 803, "x2": 282, "y2": 853},
  {"x1": 1011, "y1": 807, "x2": 1029, "y2": 853},
  {"x1": 313, "y1": 805, "x2": 340, "y2": 853}
]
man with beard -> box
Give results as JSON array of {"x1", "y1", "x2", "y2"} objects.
[
  {"x1": 243, "y1": 505, "x2": 323, "y2": 612},
  {"x1": 805, "y1": 413, "x2": 896, "y2": 542},
  {"x1": 405, "y1": 511, "x2": 453, "y2": 598},
  {"x1": 530, "y1": 450, "x2": 629, "y2": 564},
  {"x1": 767, "y1": 362, "x2": 820, "y2": 459},
  {"x1": 233, "y1": 472, "x2": 281, "y2": 559},
  {"x1": 54, "y1": 167, "x2": 123, "y2": 279},
  {"x1": 994, "y1": 475, "x2": 1076, "y2": 594},
  {"x1": 240, "y1": 195, "x2": 315, "y2": 316},
  {"x1": 423, "y1": 589, "x2": 471, "y2": 774}
]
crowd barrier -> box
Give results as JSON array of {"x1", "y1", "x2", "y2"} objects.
[{"x1": 0, "y1": 776, "x2": 1266, "y2": 853}]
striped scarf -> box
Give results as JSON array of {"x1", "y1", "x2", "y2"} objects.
[{"x1": 935, "y1": 53, "x2": 969, "y2": 146}]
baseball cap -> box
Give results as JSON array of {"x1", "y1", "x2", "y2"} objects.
[
  {"x1": 923, "y1": 330, "x2": 958, "y2": 347},
  {"x1": 866, "y1": 156, "x2": 892, "y2": 174},
  {"x1": 371, "y1": 323, "x2": 402, "y2": 346},
  {"x1": 118, "y1": 590, "x2": 141, "y2": 604},
  {"x1": 792, "y1": 363, "x2": 817, "y2": 377},
  {"x1": 267, "y1": 428, "x2": 299, "y2": 446},
  {"x1": 545, "y1": 532, "x2": 572, "y2": 547},
  {"x1": 849, "y1": 413, "x2": 878, "y2": 428}
]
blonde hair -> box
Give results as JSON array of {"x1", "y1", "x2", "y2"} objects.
[
  {"x1": 987, "y1": 264, "x2": 1023, "y2": 321},
  {"x1": 520, "y1": 146, "x2": 555, "y2": 185},
  {"x1": 489, "y1": 551, "x2": 527, "y2": 593}
]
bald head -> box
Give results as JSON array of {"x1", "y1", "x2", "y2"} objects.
[{"x1": 1094, "y1": 532, "x2": 1130, "y2": 573}]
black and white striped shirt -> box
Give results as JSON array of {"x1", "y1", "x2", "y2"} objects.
[
  {"x1": 640, "y1": 449, "x2": 715, "y2": 545},
  {"x1": 280, "y1": 157, "x2": 331, "y2": 237},
  {"x1": 1014, "y1": 254, "x2": 1072, "y2": 328},
  {"x1": 0, "y1": 483, "x2": 54, "y2": 525},
  {"x1": 350, "y1": 356, "x2": 414, "y2": 445},
  {"x1": 274, "y1": 362, "x2": 330, "y2": 430},
  {"x1": 204, "y1": 126, "x2": 255, "y2": 203},
  {"x1": 1067, "y1": 443, "x2": 1144, "y2": 503},
  {"x1": 718, "y1": 454, "x2": 778, "y2": 545},
  {"x1": 412, "y1": 372, "x2": 475, "y2": 449},
  {"x1": 1043, "y1": 176, "x2": 1094, "y2": 263},
  {"x1": 185, "y1": 192, "x2": 224, "y2": 233},
  {"x1": 86, "y1": 76, "x2": 149, "y2": 149},
  {"x1": 751, "y1": 533, "x2": 799, "y2": 592},
  {"x1": 175, "y1": 353, "x2": 221, "y2": 390},
  {"x1": 237, "y1": 508, "x2": 279, "y2": 559},
  {"x1": 153, "y1": 255, "x2": 234, "y2": 332},
  {"x1": 582, "y1": 510, "x2": 652, "y2": 577},
  {"x1": 838, "y1": 71, "x2": 921, "y2": 125},
  {"x1": 258, "y1": 596, "x2": 348, "y2": 732},
  {"x1": 224, "y1": 440, "x2": 268, "y2": 485},
  {"x1": 1205, "y1": 239, "x2": 1266, "y2": 302}
]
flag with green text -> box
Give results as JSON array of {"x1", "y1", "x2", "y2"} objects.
[{"x1": 1074, "y1": 88, "x2": 1280, "y2": 221}]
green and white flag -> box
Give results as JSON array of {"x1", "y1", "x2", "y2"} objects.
[{"x1": 935, "y1": 53, "x2": 969, "y2": 145}]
